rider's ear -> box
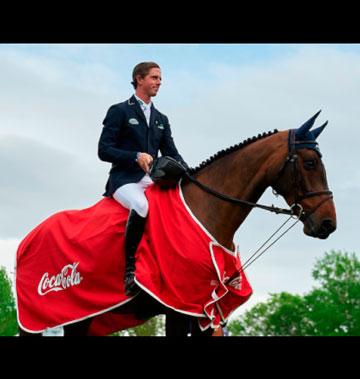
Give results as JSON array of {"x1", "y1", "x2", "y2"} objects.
[{"x1": 136, "y1": 74, "x2": 144, "y2": 85}]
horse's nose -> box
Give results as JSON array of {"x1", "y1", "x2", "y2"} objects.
[{"x1": 319, "y1": 219, "x2": 336, "y2": 236}]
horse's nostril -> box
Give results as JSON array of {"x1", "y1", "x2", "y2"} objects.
[{"x1": 321, "y1": 219, "x2": 336, "y2": 234}]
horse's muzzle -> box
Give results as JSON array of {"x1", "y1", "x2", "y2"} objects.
[{"x1": 304, "y1": 217, "x2": 336, "y2": 239}]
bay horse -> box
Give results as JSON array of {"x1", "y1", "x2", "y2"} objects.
[{"x1": 18, "y1": 111, "x2": 336, "y2": 336}]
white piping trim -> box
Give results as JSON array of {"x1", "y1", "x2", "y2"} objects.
[
  {"x1": 198, "y1": 319, "x2": 211, "y2": 332},
  {"x1": 197, "y1": 317, "x2": 222, "y2": 332},
  {"x1": 202, "y1": 241, "x2": 230, "y2": 321},
  {"x1": 16, "y1": 294, "x2": 140, "y2": 334},
  {"x1": 178, "y1": 179, "x2": 237, "y2": 257},
  {"x1": 215, "y1": 301, "x2": 237, "y2": 326},
  {"x1": 16, "y1": 293, "x2": 140, "y2": 334},
  {"x1": 216, "y1": 302, "x2": 226, "y2": 323},
  {"x1": 134, "y1": 277, "x2": 206, "y2": 318}
]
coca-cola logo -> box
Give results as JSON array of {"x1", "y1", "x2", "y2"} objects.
[
  {"x1": 228, "y1": 276, "x2": 242, "y2": 290},
  {"x1": 37, "y1": 262, "x2": 83, "y2": 296}
]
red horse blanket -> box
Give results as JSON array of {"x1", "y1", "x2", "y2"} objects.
[{"x1": 16, "y1": 183, "x2": 252, "y2": 335}]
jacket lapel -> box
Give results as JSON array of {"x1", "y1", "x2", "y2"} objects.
[{"x1": 128, "y1": 95, "x2": 147, "y2": 124}]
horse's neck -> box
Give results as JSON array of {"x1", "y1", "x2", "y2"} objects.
[{"x1": 181, "y1": 132, "x2": 287, "y2": 250}]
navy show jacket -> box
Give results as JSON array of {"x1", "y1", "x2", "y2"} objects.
[{"x1": 98, "y1": 95, "x2": 189, "y2": 196}]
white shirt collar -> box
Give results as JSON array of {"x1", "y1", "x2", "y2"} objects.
[{"x1": 134, "y1": 94, "x2": 152, "y2": 109}]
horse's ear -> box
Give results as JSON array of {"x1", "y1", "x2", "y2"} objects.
[
  {"x1": 312, "y1": 121, "x2": 328, "y2": 140},
  {"x1": 296, "y1": 110, "x2": 322, "y2": 137}
]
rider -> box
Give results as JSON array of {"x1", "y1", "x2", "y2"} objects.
[{"x1": 98, "y1": 62, "x2": 189, "y2": 296}]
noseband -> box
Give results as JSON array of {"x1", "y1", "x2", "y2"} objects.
[{"x1": 184, "y1": 129, "x2": 333, "y2": 219}]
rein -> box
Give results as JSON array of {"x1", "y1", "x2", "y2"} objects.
[{"x1": 184, "y1": 172, "x2": 294, "y2": 216}]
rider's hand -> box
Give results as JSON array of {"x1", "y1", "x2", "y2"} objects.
[{"x1": 136, "y1": 152, "x2": 153, "y2": 173}]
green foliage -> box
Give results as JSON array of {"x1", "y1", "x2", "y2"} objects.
[
  {"x1": 228, "y1": 250, "x2": 360, "y2": 336},
  {"x1": 0, "y1": 266, "x2": 18, "y2": 336},
  {"x1": 111, "y1": 315, "x2": 165, "y2": 336}
]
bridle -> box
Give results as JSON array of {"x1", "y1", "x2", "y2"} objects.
[
  {"x1": 272, "y1": 129, "x2": 333, "y2": 220},
  {"x1": 184, "y1": 129, "x2": 333, "y2": 220},
  {"x1": 183, "y1": 129, "x2": 334, "y2": 273}
]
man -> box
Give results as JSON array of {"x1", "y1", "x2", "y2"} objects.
[{"x1": 98, "y1": 62, "x2": 189, "y2": 296}]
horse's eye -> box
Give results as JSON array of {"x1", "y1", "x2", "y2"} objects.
[{"x1": 304, "y1": 159, "x2": 317, "y2": 170}]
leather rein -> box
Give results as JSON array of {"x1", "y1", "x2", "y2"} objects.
[{"x1": 184, "y1": 129, "x2": 333, "y2": 220}]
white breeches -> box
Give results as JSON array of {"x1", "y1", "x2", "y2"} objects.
[{"x1": 113, "y1": 174, "x2": 154, "y2": 218}]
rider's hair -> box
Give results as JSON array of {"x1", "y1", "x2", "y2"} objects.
[{"x1": 131, "y1": 62, "x2": 160, "y2": 89}]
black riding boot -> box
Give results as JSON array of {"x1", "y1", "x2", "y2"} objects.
[{"x1": 124, "y1": 209, "x2": 147, "y2": 296}]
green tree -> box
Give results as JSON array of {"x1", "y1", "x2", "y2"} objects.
[
  {"x1": 303, "y1": 250, "x2": 360, "y2": 335},
  {"x1": 0, "y1": 266, "x2": 18, "y2": 336},
  {"x1": 228, "y1": 292, "x2": 310, "y2": 336},
  {"x1": 228, "y1": 250, "x2": 360, "y2": 336}
]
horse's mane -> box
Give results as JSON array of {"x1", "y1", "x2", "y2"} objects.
[{"x1": 188, "y1": 129, "x2": 279, "y2": 174}]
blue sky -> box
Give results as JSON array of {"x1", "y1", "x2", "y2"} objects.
[
  {"x1": 0, "y1": 43, "x2": 314, "y2": 85},
  {"x1": 6, "y1": 43, "x2": 360, "y2": 70},
  {"x1": 1, "y1": 43, "x2": 359, "y2": 328}
]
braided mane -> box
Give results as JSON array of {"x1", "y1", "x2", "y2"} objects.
[{"x1": 188, "y1": 129, "x2": 279, "y2": 174}]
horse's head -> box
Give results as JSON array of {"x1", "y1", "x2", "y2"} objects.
[{"x1": 271, "y1": 111, "x2": 337, "y2": 239}]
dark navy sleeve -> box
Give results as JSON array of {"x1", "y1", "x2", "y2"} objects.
[
  {"x1": 98, "y1": 105, "x2": 138, "y2": 165},
  {"x1": 159, "y1": 115, "x2": 189, "y2": 170}
]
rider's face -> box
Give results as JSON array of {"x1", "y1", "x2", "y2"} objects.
[{"x1": 136, "y1": 68, "x2": 162, "y2": 97}]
